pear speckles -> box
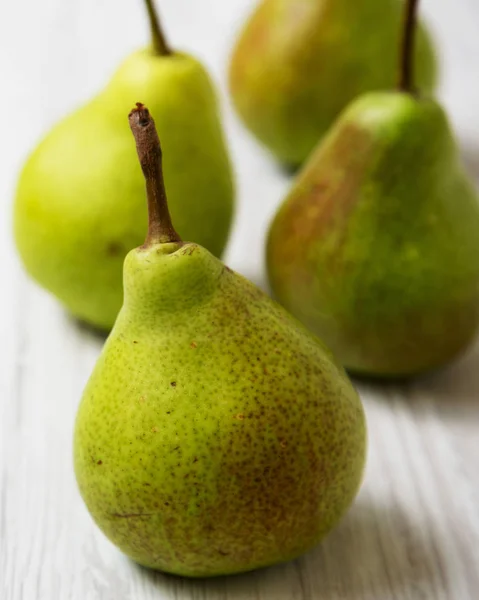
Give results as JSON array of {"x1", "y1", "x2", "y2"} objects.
[
  {"x1": 73, "y1": 102, "x2": 364, "y2": 577},
  {"x1": 74, "y1": 243, "x2": 366, "y2": 577}
]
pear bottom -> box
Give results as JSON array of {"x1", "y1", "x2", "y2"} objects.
[{"x1": 99, "y1": 511, "x2": 345, "y2": 578}]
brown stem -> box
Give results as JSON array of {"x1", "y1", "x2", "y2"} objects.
[
  {"x1": 143, "y1": 0, "x2": 171, "y2": 56},
  {"x1": 398, "y1": 0, "x2": 419, "y2": 93},
  {"x1": 128, "y1": 103, "x2": 181, "y2": 246}
]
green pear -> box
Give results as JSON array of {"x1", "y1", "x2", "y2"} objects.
[
  {"x1": 229, "y1": 0, "x2": 437, "y2": 166},
  {"x1": 73, "y1": 103, "x2": 366, "y2": 577},
  {"x1": 14, "y1": 0, "x2": 234, "y2": 331},
  {"x1": 266, "y1": 0, "x2": 479, "y2": 377}
]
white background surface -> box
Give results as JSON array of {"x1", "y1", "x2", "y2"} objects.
[{"x1": 1, "y1": 1, "x2": 479, "y2": 598}]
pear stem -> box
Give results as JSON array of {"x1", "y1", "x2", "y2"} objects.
[
  {"x1": 398, "y1": 0, "x2": 419, "y2": 93},
  {"x1": 143, "y1": 0, "x2": 171, "y2": 56},
  {"x1": 128, "y1": 103, "x2": 181, "y2": 247}
]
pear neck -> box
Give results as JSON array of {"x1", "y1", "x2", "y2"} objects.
[{"x1": 122, "y1": 244, "x2": 225, "y2": 319}]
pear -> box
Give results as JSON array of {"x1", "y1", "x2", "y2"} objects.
[
  {"x1": 14, "y1": 0, "x2": 234, "y2": 331},
  {"x1": 73, "y1": 103, "x2": 366, "y2": 577},
  {"x1": 266, "y1": 0, "x2": 479, "y2": 377},
  {"x1": 229, "y1": 0, "x2": 437, "y2": 166}
]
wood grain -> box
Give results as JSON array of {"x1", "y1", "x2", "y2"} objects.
[{"x1": 1, "y1": 1, "x2": 479, "y2": 598}]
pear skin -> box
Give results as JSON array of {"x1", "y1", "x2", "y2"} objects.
[{"x1": 73, "y1": 104, "x2": 366, "y2": 577}]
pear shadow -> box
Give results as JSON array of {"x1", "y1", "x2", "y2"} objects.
[
  {"x1": 277, "y1": 160, "x2": 301, "y2": 178},
  {"x1": 131, "y1": 495, "x2": 447, "y2": 599},
  {"x1": 351, "y1": 371, "x2": 412, "y2": 388},
  {"x1": 350, "y1": 369, "x2": 412, "y2": 404},
  {"x1": 347, "y1": 352, "x2": 475, "y2": 389},
  {"x1": 459, "y1": 141, "x2": 479, "y2": 182},
  {"x1": 408, "y1": 336, "x2": 479, "y2": 421},
  {"x1": 350, "y1": 336, "x2": 479, "y2": 424},
  {"x1": 70, "y1": 316, "x2": 110, "y2": 343}
]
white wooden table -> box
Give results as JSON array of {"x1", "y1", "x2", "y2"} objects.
[{"x1": 1, "y1": 1, "x2": 479, "y2": 598}]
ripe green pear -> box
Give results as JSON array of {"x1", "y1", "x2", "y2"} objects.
[
  {"x1": 73, "y1": 104, "x2": 366, "y2": 577},
  {"x1": 229, "y1": 0, "x2": 437, "y2": 166},
  {"x1": 267, "y1": 92, "x2": 479, "y2": 376},
  {"x1": 266, "y1": 0, "x2": 479, "y2": 377},
  {"x1": 14, "y1": 3, "x2": 234, "y2": 331}
]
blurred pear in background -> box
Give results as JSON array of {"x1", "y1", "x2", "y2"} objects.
[
  {"x1": 14, "y1": 0, "x2": 234, "y2": 331},
  {"x1": 229, "y1": 0, "x2": 437, "y2": 166}
]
